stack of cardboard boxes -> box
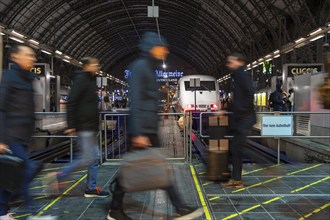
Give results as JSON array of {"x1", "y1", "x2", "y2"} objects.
[{"x1": 207, "y1": 114, "x2": 230, "y2": 181}]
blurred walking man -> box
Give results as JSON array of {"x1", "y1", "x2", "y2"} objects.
[
  {"x1": 107, "y1": 32, "x2": 203, "y2": 220},
  {"x1": 45, "y1": 57, "x2": 108, "y2": 198},
  {"x1": 0, "y1": 44, "x2": 43, "y2": 219},
  {"x1": 221, "y1": 53, "x2": 256, "y2": 189}
]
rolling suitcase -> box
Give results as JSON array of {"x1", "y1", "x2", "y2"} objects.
[
  {"x1": 207, "y1": 115, "x2": 230, "y2": 181},
  {"x1": 0, "y1": 150, "x2": 24, "y2": 193}
]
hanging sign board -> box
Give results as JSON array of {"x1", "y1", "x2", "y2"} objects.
[{"x1": 261, "y1": 115, "x2": 293, "y2": 136}]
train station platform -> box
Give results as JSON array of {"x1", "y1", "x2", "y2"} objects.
[{"x1": 10, "y1": 162, "x2": 330, "y2": 220}]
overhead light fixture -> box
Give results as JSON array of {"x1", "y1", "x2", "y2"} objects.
[
  {"x1": 252, "y1": 61, "x2": 257, "y2": 65},
  {"x1": 252, "y1": 65, "x2": 258, "y2": 68},
  {"x1": 266, "y1": 58, "x2": 273, "y2": 62},
  {"x1": 55, "y1": 50, "x2": 63, "y2": 55},
  {"x1": 310, "y1": 35, "x2": 325, "y2": 42},
  {"x1": 41, "y1": 50, "x2": 52, "y2": 55},
  {"x1": 29, "y1": 39, "x2": 39, "y2": 45},
  {"x1": 274, "y1": 50, "x2": 280, "y2": 54},
  {"x1": 9, "y1": 36, "x2": 24, "y2": 43},
  {"x1": 274, "y1": 54, "x2": 280, "y2": 58},
  {"x1": 63, "y1": 59, "x2": 70, "y2": 63},
  {"x1": 258, "y1": 58, "x2": 263, "y2": 62},
  {"x1": 10, "y1": 30, "x2": 25, "y2": 38},
  {"x1": 265, "y1": 54, "x2": 272, "y2": 58},
  {"x1": 78, "y1": 61, "x2": 82, "y2": 65},
  {"x1": 284, "y1": 48, "x2": 294, "y2": 54},
  {"x1": 309, "y1": 28, "x2": 323, "y2": 36},
  {"x1": 295, "y1": 37, "x2": 305, "y2": 43},
  {"x1": 64, "y1": 55, "x2": 71, "y2": 59},
  {"x1": 246, "y1": 67, "x2": 251, "y2": 70},
  {"x1": 0, "y1": 32, "x2": 5, "y2": 36}
]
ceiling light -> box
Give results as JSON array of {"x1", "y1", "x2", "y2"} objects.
[
  {"x1": 55, "y1": 50, "x2": 63, "y2": 55},
  {"x1": 265, "y1": 54, "x2": 272, "y2": 58},
  {"x1": 29, "y1": 39, "x2": 39, "y2": 45},
  {"x1": 252, "y1": 65, "x2": 258, "y2": 68},
  {"x1": 0, "y1": 32, "x2": 5, "y2": 36},
  {"x1": 284, "y1": 48, "x2": 294, "y2": 54},
  {"x1": 252, "y1": 61, "x2": 257, "y2": 65},
  {"x1": 274, "y1": 54, "x2": 280, "y2": 58},
  {"x1": 295, "y1": 37, "x2": 305, "y2": 43},
  {"x1": 274, "y1": 50, "x2": 280, "y2": 54},
  {"x1": 266, "y1": 58, "x2": 273, "y2": 62},
  {"x1": 310, "y1": 35, "x2": 325, "y2": 42},
  {"x1": 10, "y1": 30, "x2": 25, "y2": 38},
  {"x1": 162, "y1": 64, "x2": 167, "y2": 69},
  {"x1": 9, "y1": 37, "x2": 24, "y2": 43},
  {"x1": 309, "y1": 28, "x2": 323, "y2": 36},
  {"x1": 64, "y1": 55, "x2": 71, "y2": 59},
  {"x1": 63, "y1": 59, "x2": 70, "y2": 63},
  {"x1": 41, "y1": 50, "x2": 52, "y2": 55}
]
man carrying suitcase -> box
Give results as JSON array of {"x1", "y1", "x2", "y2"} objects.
[
  {"x1": 0, "y1": 44, "x2": 46, "y2": 220},
  {"x1": 107, "y1": 32, "x2": 203, "y2": 220},
  {"x1": 221, "y1": 53, "x2": 256, "y2": 189}
]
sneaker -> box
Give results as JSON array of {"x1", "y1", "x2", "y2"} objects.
[
  {"x1": 175, "y1": 207, "x2": 204, "y2": 220},
  {"x1": 0, "y1": 213, "x2": 14, "y2": 220},
  {"x1": 27, "y1": 216, "x2": 58, "y2": 220},
  {"x1": 84, "y1": 187, "x2": 109, "y2": 198},
  {"x1": 220, "y1": 179, "x2": 244, "y2": 189},
  {"x1": 107, "y1": 210, "x2": 132, "y2": 220}
]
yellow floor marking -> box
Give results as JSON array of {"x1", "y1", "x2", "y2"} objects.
[
  {"x1": 34, "y1": 170, "x2": 87, "y2": 180},
  {"x1": 41, "y1": 166, "x2": 66, "y2": 172},
  {"x1": 14, "y1": 213, "x2": 32, "y2": 219},
  {"x1": 35, "y1": 174, "x2": 87, "y2": 216},
  {"x1": 190, "y1": 165, "x2": 212, "y2": 220},
  {"x1": 299, "y1": 202, "x2": 330, "y2": 220},
  {"x1": 222, "y1": 174, "x2": 330, "y2": 220},
  {"x1": 209, "y1": 196, "x2": 220, "y2": 201},
  {"x1": 242, "y1": 164, "x2": 282, "y2": 175},
  {"x1": 291, "y1": 176, "x2": 330, "y2": 193},
  {"x1": 203, "y1": 182, "x2": 214, "y2": 186},
  {"x1": 30, "y1": 180, "x2": 76, "y2": 190},
  {"x1": 232, "y1": 164, "x2": 322, "y2": 193},
  {"x1": 198, "y1": 171, "x2": 206, "y2": 175}
]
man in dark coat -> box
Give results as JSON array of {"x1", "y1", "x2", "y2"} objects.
[
  {"x1": 271, "y1": 84, "x2": 285, "y2": 111},
  {"x1": 44, "y1": 57, "x2": 108, "y2": 198},
  {"x1": 0, "y1": 44, "x2": 41, "y2": 219},
  {"x1": 221, "y1": 53, "x2": 256, "y2": 189},
  {"x1": 107, "y1": 32, "x2": 203, "y2": 220}
]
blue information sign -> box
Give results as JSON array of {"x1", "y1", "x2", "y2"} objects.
[{"x1": 261, "y1": 115, "x2": 293, "y2": 136}]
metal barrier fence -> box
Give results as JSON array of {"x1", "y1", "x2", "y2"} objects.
[
  {"x1": 101, "y1": 112, "x2": 190, "y2": 162},
  {"x1": 199, "y1": 111, "x2": 330, "y2": 164}
]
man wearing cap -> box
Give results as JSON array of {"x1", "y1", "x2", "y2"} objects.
[
  {"x1": 221, "y1": 53, "x2": 256, "y2": 189},
  {"x1": 107, "y1": 32, "x2": 203, "y2": 220}
]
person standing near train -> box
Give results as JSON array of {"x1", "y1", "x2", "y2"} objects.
[{"x1": 221, "y1": 53, "x2": 256, "y2": 189}]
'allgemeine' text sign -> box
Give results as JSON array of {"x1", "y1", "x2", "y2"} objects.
[{"x1": 261, "y1": 115, "x2": 293, "y2": 136}]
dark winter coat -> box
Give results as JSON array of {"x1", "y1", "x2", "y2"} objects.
[
  {"x1": 0, "y1": 63, "x2": 35, "y2": 145},
  {"x1": 272, "y1": 88, "x2": 284, "y2": 111},
  {"x1": 230, "y1": 67, "x2": 256, "y2": 133},
  {"x1": 67, "y1": 71, "x2": 99, "y2": 131},
  {"x1": 127, "y1": 32, "x2": 168, "y2": 136}
]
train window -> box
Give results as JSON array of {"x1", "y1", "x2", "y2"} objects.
[{"x1": 184, "y1": 81, "x2": 216, "y2": 91}]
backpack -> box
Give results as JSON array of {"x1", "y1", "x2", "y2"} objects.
[{"x1": 268, "y1": 92, "x2": 274, "y2": 108}]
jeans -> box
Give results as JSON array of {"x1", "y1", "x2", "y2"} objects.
[
  {"x1": 110, "y1": 134, "x2": 185, "y2": 211},
  {"x1": 58, "y1": 131, "x2": 100, "y2": 190},
  {"x1": 0, "y1": 143, "x2": 36, "y2": 215}
]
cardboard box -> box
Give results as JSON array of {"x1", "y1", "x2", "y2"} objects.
[
  {"x1": 209, "y1": 139, "x2": 229, "y2": 151},
  {"x1": 209, "y1": 116, "x2": 229, "y2": 126}
]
